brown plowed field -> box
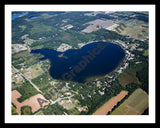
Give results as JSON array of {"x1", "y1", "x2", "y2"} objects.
[
  {"x1": 93, "y1": 91, "x2": 128, "y2": 115},
  {"x1": 12, "y1": 90, "x2": 49, "y2": 114}
]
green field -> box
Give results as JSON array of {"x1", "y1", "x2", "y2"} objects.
[
  {"x1": 21, "y1": 63, "x2": 44, "y2": 80},
  {"x1": 119, "y1": 19, "x2": 148, "y2": 40},
  {"x1": 119, "y1": 67, "x2": 140, "y2": 86},
  {"x1": 12, "y1": 105, "x2": 19, "y2": 115},
  {"x1": 124, "y1": 88, "x2": 148, "y2": 113},
  {"x1": 30, "y1": 22, "x2": 52, "y2": 35},
  {"x1": 21, "y1": 106, "x2": 33, "y2": 115},
  {"x1": 111, "y1": 88, "x2": 148, "y2": 115},
  {"x1": 110, "y1": 103, "x2": 139, "y2": 115},
  {"x1": 143, "y1": 49, "x2": 149, "y2": 56}
]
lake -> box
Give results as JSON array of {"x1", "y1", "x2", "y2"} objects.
[
  {"x1": 31, "y1": 42, "x2": 125, "y2": 83},
  {"x1": 12, "y1": 13, "x2": 40, "y2": 20},
  {"x1": 28, "y1": 15, "x2": 40, "y2": 19},
  {"x1": 12, "y1": 13, "x2": 27, "y2": 20}
]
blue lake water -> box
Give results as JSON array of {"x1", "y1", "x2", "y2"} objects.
[
  {"x1": 28, "y1": 15, "x2": 40, "y2": 19},
  {"x1": 12, "y1": 13, "x2": 40, "y2": 20},
  {"x1": 31, "y1": 42, "x2": 125, "y2": 83},
  {"x1": 12, "y1": 13, "x2": 27, "y2": 20}
]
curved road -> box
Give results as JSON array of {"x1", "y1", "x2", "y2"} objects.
[{"x1": 50, "y1": 95, "x2": 73, "y2": 105}]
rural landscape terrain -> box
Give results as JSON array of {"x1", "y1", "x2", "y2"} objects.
[{"x1": 12, "y1": 11, "x2": 148, "y2": 115}]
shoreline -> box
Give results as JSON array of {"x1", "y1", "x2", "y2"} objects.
[
  {"x1": 31, "y1": 40, "x2": 128, "y2": 84},
  {"x1": 84, "y1": 53, "x2": 126, "y2": 83},
  {"x1": 83, "y1": 40, "x2": 128, "y2": 83}
]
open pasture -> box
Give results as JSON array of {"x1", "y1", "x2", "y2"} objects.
[{"x1": 111, "y1": 88, "x2": 148, "y2": 115}]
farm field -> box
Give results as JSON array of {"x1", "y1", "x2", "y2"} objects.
[
  {"x1": 111, "y1": 88, "x2": 148, "y2": 115},
  {"x1": 93, "y1": 91, "x2": 128, "y2": 115},
  {"x1": 21, "y1": 63, "x2": 44, "y2": 80},
  {"x1": 118, "y1": 66, "x2": 142, "y2": 86},
  {"x1": 82, "y1": 19, "x2": 115, "y2": 33},
  {"x1": 119, "y1": 70, "x2": 140, "y2": 86},
  {"x1": 12, "y1": 90, "x2": 50, "y2": 114},
  {"x1": 118, "y1": 19, "x2": 148, "y2": 40}
]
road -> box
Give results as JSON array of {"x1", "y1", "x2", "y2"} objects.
[
  {"x1": 12, "y1": 65, "x2": 42, "y2": 93},
  {"x1": 50, "y1": 95, "x2": 73, "y2": 105},
  {"x1": 12, "y1": 65, "x2": 73, "y2": 106},
  {"x1": 20, "y1": 73, "x2": 42, "y2": 93}
]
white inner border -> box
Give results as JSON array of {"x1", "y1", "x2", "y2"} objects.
[{"x1": 5, "y1": 5, "x2": 155, "y2": 123}]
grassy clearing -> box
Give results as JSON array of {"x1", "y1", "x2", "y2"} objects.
[
  {"x1": 12, "y1": 50, "x2": 29, "y2": 59},
  {"x1": 124, "y1": 88, "x2": 148, "y2": 113},
  {"x1": 119, "y1": 19, "x2": 148, "y2": 40},
  {"x1": 31, "y1": 72, "x2": 53, "y2": 91},
  {"x1": 32, "y1": 44, "x2": 44, "y2": 49},
  {"x1": 118, "y1": 61, "x2": 148, "y2": 87},
  {"x1": 143, "y1": 49, "x2": 149, "y2": 56},
  {"x1": 21, "y1": 106, "x2": 32, "y2": 115},
  {"x1": 30, "y1": 22, "x2": 52, "y2": 35},
  {"x1": 19, "y1": 25, "x2": 26, "y2": 31},
  {"x1": 119, "y1": 68, "x2": 140, "y2": 86},
  {"x1": 111, "y1": 103, "x2": 140, "y2": 115},
  {"x1": 120, "y1": 26, "x2": 148, "y2": 40},
  {"x1": 22, "y1": 63, "x2": 44, "y2": 80}
]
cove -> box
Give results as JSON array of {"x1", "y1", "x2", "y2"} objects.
[
  {"x1": 31, "y1": 42, "x2": 125, "y2": 83},
  {"x1": 28, "y1": 15, "x2": 40, "y2": 19}
]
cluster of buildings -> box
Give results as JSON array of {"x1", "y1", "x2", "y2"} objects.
[{"x1": 57, "y1": 43, "x2": 72, "y2": 52}]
